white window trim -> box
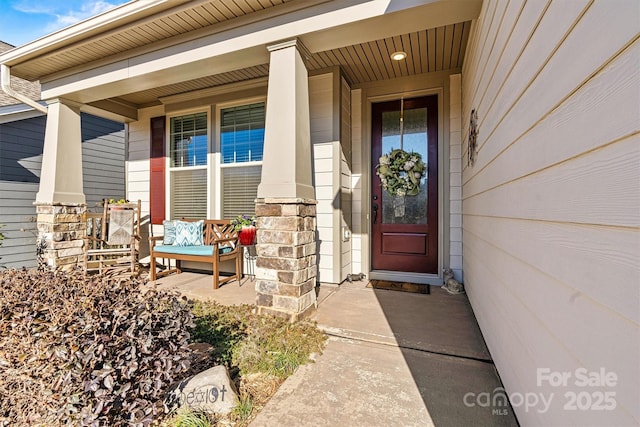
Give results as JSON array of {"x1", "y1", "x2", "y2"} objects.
[
  {"x1": 214, "y1": 96, "x2": 266, "y2": 219},
  {"x1": 166, "y1": 107, "x2": 212, "y2": 219}
]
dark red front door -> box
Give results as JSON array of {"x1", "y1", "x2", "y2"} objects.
[{"x1": 371, "y1": 95, "x2": 438, "y2": 273}]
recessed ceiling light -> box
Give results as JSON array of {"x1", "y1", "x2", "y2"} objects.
[{"x1": 391, "y1": 51, "x2": 407, "y2": 61}]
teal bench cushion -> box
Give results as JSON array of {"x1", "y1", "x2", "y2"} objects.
[{"x1": 154, "y1": 245, "x2": 234, "y2": 256}]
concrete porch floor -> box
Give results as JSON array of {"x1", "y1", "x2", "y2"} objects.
[{"x1": 150, "y1": 272, "x2": 519, "y2": 426}]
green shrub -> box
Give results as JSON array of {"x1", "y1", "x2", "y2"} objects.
[{"x1": 0, "y1": 268, "x2": 194, "y2": 426}]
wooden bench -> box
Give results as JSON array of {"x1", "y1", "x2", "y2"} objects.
[{"x1": 149, "y1": 219, "x2": 242, "y2": 289}]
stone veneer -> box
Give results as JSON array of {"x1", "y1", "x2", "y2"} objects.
[
  {"x1": 36, "y1": 203, "x2": 86, "y2": 270},
  {"x1": 254, "y1": 198, "x2": 318, "y2": 321}
]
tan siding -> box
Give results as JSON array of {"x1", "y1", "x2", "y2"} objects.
[{"x1": 462, "y1": 1, "x2": 640, "y2": 425}]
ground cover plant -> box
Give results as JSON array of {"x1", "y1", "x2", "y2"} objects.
[
  {"x1": 0, "y1": 268, "x2": 194, "y2": 426},
  {"x1": 0, "y1": 268, "x2": 326, "y2": 426}
]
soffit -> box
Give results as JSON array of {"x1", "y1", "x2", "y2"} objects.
[
  {"x1": 117, "y1": 22, "x2": 471, "y2": 107},
  {"x1": 10, "y1": 0, "x2": 295, "y2": 81}
]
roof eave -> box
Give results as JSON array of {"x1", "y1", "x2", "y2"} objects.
[{"x1": 0, "y1": 0, "x2": 191, "y2": 67}]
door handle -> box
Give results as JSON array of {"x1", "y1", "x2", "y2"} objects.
[{"x1": 372, "y1": 203, "x2": 378, "y2": 224}]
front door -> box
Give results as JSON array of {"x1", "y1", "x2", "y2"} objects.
[{"x1": 371, "y1": 95, "x2": 438, "y2": 273}]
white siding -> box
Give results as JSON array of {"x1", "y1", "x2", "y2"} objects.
[
  {"x1": 0, "y1": 113, "x2": 125, "y2": 268},
  {"x1": 310, "y1": 73, "x2": 336, "y2": 283},
  {"x1": 127, "y1": 105, "x2": 163, "y2": 220},
  {"x1": 449, "y1": 74, "x2": 463, "y2": 282},
  {"x1": 350, "y1": 89, "x2": 364, "y2": 276},
  {"x1": 313, "y1": 141, "x2": 334, "y2": 283},
  {"x1": 461, "y1": 1, "x2": 639, "y2": 425},
  {"x1": 340, "y1": 76, "x2": 352, "y2": 280},
  {"x1": 127, "y1": 106, "x2": 164, "y2": 259},
  {"x1": 310, "y1": 72, "x2": 350, "y2": 284}
]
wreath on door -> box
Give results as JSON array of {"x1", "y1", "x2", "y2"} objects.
[{"x1": 376, "y1": 149, "x2": 426, "y2": 197}]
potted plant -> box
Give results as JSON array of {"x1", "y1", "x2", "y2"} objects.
[
  {"x1": 98, "y1": 198, "x2": 130, "y2": 211},
  {"x1": 231, "y1": 214, "x2": 256, "y2": 245}
]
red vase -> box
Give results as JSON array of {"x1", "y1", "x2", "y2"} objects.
[{"x1": 239, "y1": 226, "x2": 256, "y2": 245}]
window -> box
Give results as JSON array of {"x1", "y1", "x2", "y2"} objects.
[
  {"x1": 221, "y1": 103, "x2": 265, "y2": 164},
  {"x1": 220, "y1": 102, "x2": 265, "y2": 219},
  {"x1": 222, "y1": 166, "x2": 262, "y2": 219},
  {"x1": 171, "y1": 169, "x2": 208, "y2": 219},
  {"x1": 169, "y1": 112, "x2": 208, "y2": 218},
  {"x1": 170, "y1": 113, "x2": 208, "y2": 167}
]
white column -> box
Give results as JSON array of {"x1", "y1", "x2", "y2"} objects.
[
  {"x1": 36, "y1": 99, "x2": 86, "y2": 205},
  {"x1": 257, "y1": 39, "x2": 315, "y2": 200}
]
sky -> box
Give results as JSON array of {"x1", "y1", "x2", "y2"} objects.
[{"x1": 0, "y1": 0, "x2": 130, "y2": 47}]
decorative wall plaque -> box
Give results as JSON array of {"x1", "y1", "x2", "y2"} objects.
[{"x1": 468, "y1": 109, "x2": 478, "y2": 166}]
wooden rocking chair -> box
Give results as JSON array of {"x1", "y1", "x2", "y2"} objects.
[{"x1": 84, "y1": 199, "x2": 141, "y2": 276}]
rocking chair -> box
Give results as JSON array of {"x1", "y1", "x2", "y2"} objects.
[{"x1": 83, "y1": 199, "x2": 141, "y2": 276}]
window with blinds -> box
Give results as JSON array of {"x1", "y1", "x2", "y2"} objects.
[
  {"x1": 171, "y1": 169, "x2": 208, "y2": 218},
  {"x1": 220, "y1": 102, "x2": 265, "y2": 164},
  {"x1": 220, "y1": 101, "x2": 265, "y2": 220},
  {"x1": 222, "y1": 166, "x2": 261, "y2": 219},
  {"x1": 169, "y1": 111, "x2": 208, "y2": 218},
  {"x1": 170, "y1": 112, "x2": 208, "y2": 167}
]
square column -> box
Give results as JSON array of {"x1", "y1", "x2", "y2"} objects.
[
  {"x1": 255, "y1": 198, "x2": 318, "y2": 321},
  {"x1": 255, "y1": 39, "x2": 318, "y2": 320},
  {"x1": 36, "y1": 99, "x2": 85, "y2": 205},
  {"x1": 36, "y1": 99, "x2": 87, "y2": 270},
  {"x1": 258, "y1": 39, "x2": 315, "y2": 200}
]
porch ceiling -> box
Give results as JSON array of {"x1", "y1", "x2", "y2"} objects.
[
  {"x1": 118, "y1": 22, "x2": 471, "y2": 107},
  {"x1": 2, "y1": 0, "x2": 477, "y2": 112}
]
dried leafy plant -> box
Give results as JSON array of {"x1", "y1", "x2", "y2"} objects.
[{"x1": 0, "y1": 268, "x2": 194, "y2": 426}]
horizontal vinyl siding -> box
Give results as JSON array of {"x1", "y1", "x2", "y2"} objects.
[
  {"x1": 340, "y1": 76, "x2": 352, "y2": 280},
  {"x1": 310, "y1": 73, "x2": 338, "y2": 283},
  {"x1": 0, "y1": 182, "x2": 39, "y2": 268},
  {"x1": 449, "y1": 74, "x2": 463, "y2": 280},
  {"x1": 461, "y1": 1, "x2": 639, "y2": 426},
  {"x1": 0, "y1": 113, "x2": 125, "y2": 268},
  {"x1": 82, "y1": 114, "x2": 126, "y2": 210},
  {"x1": 350, "y1": 89, "x2": 364, "y2": 276},
  {"x1": 0, "y1": 116, "x2": 46, "y2": 268},
  {"x1": 128, "y1": 106, "x2": 165, "y2": 224}
]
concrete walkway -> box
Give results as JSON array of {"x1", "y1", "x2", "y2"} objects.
[
  {"x1": 151, "y1": 272, "x2": 518, "y2": 426},
  {"x1": 251, "y1": 280, "x2": 519, "y2": 427}
]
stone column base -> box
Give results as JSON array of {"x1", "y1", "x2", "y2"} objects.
[
  {"x1": 36, "y1": 203, "x2": 87, "y2": 271},
  {"x1": 254, "y1": 198, "x2": 318, "y2": 322}
]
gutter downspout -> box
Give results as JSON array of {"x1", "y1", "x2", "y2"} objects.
[{"x1": 1, "y1": 63, "x2": 48, "y2": 114}]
